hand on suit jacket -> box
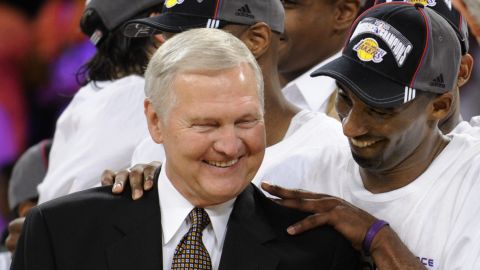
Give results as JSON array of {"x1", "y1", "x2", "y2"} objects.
[
  {"x1": 100, "y1": 161, "x2": 161, "y2": 199},
  {"x1": 261, "y1": 182, "x2": 428, "y2": 270}
]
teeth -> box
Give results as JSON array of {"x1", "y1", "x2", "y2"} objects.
[
  {"x1": 350, "y1": 138, "x2": 379, "y2": 148},
  {"x1": 206, "y1": 159, "x2": 239, "y2": 168}
]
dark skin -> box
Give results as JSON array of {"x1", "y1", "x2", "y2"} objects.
[
  {"x1": 336, "y1": 86, "x2": 450, "y2": 193},
  {"x1": 438, "y1": 54, "x2": 474, "y2": 134},
  {"x1": 261, "y1": 83, "x2": 455, "y2": 269},
  {"x1": 278, "y1": 0, "x2": 361, "y2": 86}
]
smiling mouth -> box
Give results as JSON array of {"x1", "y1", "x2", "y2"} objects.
[
  {"x1": 204, "y1": 159, "x2": 239, "y2": 168},
  {"x1": 350, "y1": 138, "x2": 381, "y2": 148}
]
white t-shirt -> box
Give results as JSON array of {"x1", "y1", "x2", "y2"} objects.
[
  {"x1": 131, "y1": 110, "x2": 348, "y2": 183},
  {"x1": 281, "y1": 52, "x2": 340, "y2": 113},
  {"x1": 38, "y1": 75, "x2": 149, "y2": 203},
  {"x1": 262, "y1": 134, "x2": 480, "y2": 269},
  {"x1": 450, "y1": 115, "x2": 480, "y2": 137}
]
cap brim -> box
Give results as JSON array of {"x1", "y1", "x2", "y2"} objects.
[
  {"x1": 311, "y1": 56, "x2": 413, "y2": 108},
  {"x1": 124, "y1": 13, "x2": 217, "y2": 37}
]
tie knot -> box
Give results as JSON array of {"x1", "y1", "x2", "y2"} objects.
[{"x1": 189, "y1": 208, "x2": 210, "y2": 232}]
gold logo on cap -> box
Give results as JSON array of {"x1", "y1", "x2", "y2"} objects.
[
  {"x1": 353, "y1": 38, "x2": 387, "y2": 64},
  {"x1": 406, "y1": 0, "x2": 437, "y2": 7},
  {"x1": 165, "y1": 0, "x2": 185, "y2": 8}
]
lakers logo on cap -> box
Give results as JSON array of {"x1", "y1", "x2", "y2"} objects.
[
  {"x1": 165, "y1": 0, "x2": 185, "y2": 8},
  {"x1": 353, "y1": 38, "x2": 387, "y2": 63},
  {"x1": 405, "y1": 0, "x2": 436, "y2": 7}
]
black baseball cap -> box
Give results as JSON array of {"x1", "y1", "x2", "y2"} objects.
[
  {"x1": 123, "y1": 0, "x2": 284, "y2": 37},
  {"x1": 374, "y1": 0, "x2": 469, "y2": 54},
  {"x1": 311, "y1": 2, "x2": 461, "y2": 108},
  {"x1": 82, "y1": 0, "x2": 165, "y2": 45}
]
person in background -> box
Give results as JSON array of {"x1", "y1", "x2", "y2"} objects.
[
  {"x1": 5, "y1": 0, "x2": 165, "y2": 256},
  {"x1": 0, "y1": 139, "x2": 51, "y2": 269},
  {"x1": 280, "y1": 0, "x2": 367, "y2": 118},
  {"x1": 36, "y1": 0, "x2": 164, "y2": 205}
]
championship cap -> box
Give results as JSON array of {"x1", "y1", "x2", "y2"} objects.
[
  {"x1": 82, "y1": 0, "x2": 165, "y2": 46},
  {"x1": 123, "y1": 0, "x2": 284, "y2": 37},
  {"x1": 374, "y1": 0, "x2": 469, "y2": 54},
  {"x1": 311, "y1": 2, "x2": 461, "y2": 108}
]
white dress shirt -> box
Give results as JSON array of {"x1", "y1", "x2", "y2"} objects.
[
  {"x1": 158, "y1": 162, "x2": 235, "y2": 270},
  {"x1": 282, "y1": 52, "x2": 341, "y2": 113}
]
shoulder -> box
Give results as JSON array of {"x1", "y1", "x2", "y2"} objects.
[
  {"x1": 35, "y1": 184, "x2": 158, "y2": 226},
  {"x1": 246, "y1": 186, "x2": 361, "y2": 267}
]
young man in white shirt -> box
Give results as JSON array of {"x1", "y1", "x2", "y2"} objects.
[{"x1": 263, "y1": 3, "x2": 480, "y2": 269}]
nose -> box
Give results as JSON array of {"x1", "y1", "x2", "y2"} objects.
[
  {"x1": 341, "y1": 106, "x2": 369, "y2": 139},
  {"x1": 213, "y1": 126, "x2": 242, "y2": 157}
]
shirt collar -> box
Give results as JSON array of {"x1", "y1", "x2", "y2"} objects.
[
  {"x1": 158, "y1": 161, "x2": 235, "y2": 246},
  {"x1": 282, "y1": 51, "x2": 342, "y2": 112}
]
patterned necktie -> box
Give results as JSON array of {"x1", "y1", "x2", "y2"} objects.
[{"x1": 171, "y1": 208, "x2": 212, "y2": 270}]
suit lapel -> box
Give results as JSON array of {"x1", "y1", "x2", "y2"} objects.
[
  {"x1": 106, "y1": 169, "x2": 163, "y2": 270},
  {"x1": 219, "y1": 185, "x2": 279, "y2": 270}
]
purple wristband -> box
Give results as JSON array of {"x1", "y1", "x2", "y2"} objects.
[{"x1": 363, "y1": 220, "x2": 389, "y2": 254}]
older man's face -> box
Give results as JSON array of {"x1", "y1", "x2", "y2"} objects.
[{"x1": 150, "y1": 63, "x2": 265, "y2": 207}]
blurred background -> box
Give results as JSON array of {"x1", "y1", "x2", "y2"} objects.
[{"x1": 0, "y1": 0, "x2": 478, "y2": 242}]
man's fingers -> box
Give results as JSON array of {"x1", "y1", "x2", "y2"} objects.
[
  {"x1": 126, "y1": 166, "x2": 144, "y2": 200},
  {"x1": 100, "y1": 170, "x2": 116, "y2": 186},
  {"x1": 143, "y1": 162, "x2": 160, "y2": 190},
  {"x1": 112, "y1": 170, "x2": 129, "y2": 194},
  {"x1": 261, "y1": 182, "x2": 329, "y2": 199},
  {"x1": 276, "y1": 197, "x2": 342, "y2": 213},
  {"x1": 287, "y1": 213, "x2": 330, "y2": 235}
]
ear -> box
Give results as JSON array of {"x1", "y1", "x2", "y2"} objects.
[
  {"x1": 240, "y1": 22, "x2": 271, "y2": 58},
  {"x1": 428, "y1": 92, "x2": 453, "y2": 121},
  {"x1": 332, "y1": 0, "x2": 361, "y2": 32},
  {"x1": 144, "y1": 98, "x2": 164, "y2": 144},
  {"x1": 457, "y1": 54, "x2": 474, "y2": 87}
]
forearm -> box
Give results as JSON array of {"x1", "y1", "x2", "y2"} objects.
[{"x1": 370, "y1": 227, "x2": 426, "y2": 270}]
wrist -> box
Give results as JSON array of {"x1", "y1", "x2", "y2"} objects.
[{"x1": 363, "y1": 219, "x2": 389, "y2": 255}]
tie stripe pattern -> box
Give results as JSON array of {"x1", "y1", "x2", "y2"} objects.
[{"x1": 171, "y1": 208, "x2": 212, "y2": 270}]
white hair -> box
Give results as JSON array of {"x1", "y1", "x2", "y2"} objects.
[{"x1": 144, "y1": 28, "x2": 264, "y2": 119}]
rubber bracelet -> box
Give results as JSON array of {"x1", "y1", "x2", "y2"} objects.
[{"x1": 362, "y1": 220, "x2": 389, "y2": 254}]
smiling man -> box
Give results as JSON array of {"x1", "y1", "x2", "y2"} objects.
[
  {"x1": 261, "y1": 2, "x2": 480, "y2": 269},
  {"x1": 11, "y1": 29, "x2": 360, "y2": 270}
]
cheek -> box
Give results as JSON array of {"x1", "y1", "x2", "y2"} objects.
[{"x1": 244, "y1": 126, "x2": 266, "y2": 154}]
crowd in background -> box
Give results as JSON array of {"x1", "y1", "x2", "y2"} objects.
[
  {"x1": 0, "y1": 0, "x2": 95, "y2": 241},
  {"x1": 1, "y1": 0, "x2": 480, "y2": 256}
]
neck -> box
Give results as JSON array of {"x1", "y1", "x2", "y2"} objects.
[
  {"x1": 279, "y1": 42, "x2": 342, "y2": 87},
  {"x1": 262, "y1": 64, "x2": 300, "y2": 147},
  {"x1": 360, "y1": 132, "x2": 450, "y2": 194}
]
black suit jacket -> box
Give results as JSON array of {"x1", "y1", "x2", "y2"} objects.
[{"x1": 12, "y1": 169, "x2": 360, "y2": 270}]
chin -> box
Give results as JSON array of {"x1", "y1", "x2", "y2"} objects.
[{"x1": 351, "y1": 152, "x2": 383, "y2": 171}]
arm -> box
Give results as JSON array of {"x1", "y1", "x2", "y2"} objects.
[
  {"x1": 11, "y1": 207, "x2": 56, "y2": 270},
  {"x1": 262, "y1": 183, "x2": 426, "y2": 270},
  {"x1": 100, "y1": 161, "x2": 161, "y2": 199}
]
